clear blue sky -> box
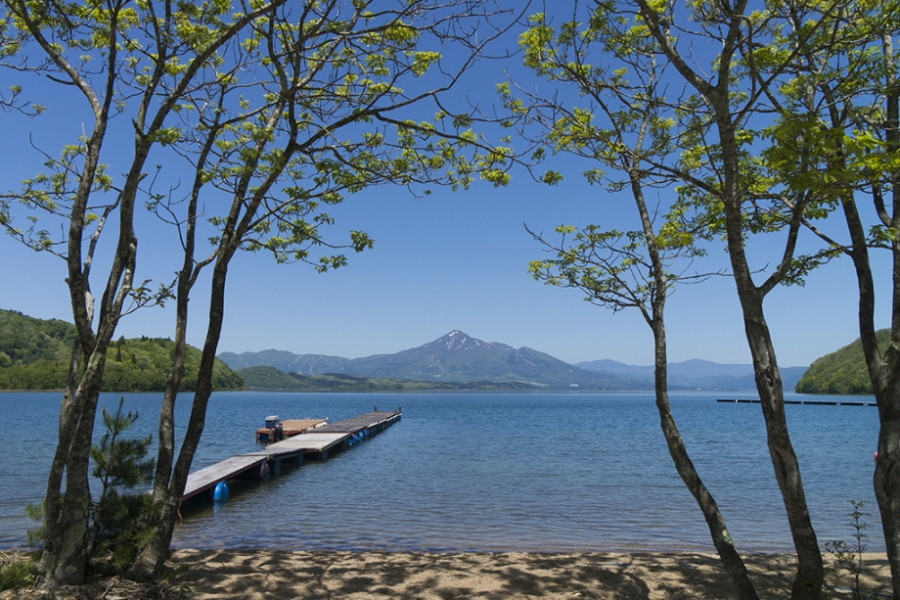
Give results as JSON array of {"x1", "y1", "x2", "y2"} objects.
[
  {"x1": 1, "y1": 158, "x2": 877, "y2": 367},
  {"x1": 0, "y1": 7, "x2": 886, "y2": 368}
]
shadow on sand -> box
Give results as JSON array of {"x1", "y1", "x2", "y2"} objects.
[{"x1": 169, "y1": 549, "x2": 891, "y2": 600}]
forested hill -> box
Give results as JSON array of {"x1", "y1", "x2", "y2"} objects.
[
  {"x1": 795, "y1": 329, "x2": 890, "y2": 395},
  {"x1": 0, "y1": 309, "x2": 243, "y2": 391}
]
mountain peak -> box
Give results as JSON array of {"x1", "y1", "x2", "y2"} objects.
[
  {"x1": 423, "y1": 329, "x2": 512, "y2": 352},
  {"x1": 433, "y1": 330, "x2": 493, "y2": 352}
]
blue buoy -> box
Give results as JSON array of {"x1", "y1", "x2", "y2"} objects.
[{"x1": 213, "y1": 481, "x2": 230, "y2": 502}]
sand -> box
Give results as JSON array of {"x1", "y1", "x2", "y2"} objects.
[
  {"x1": 165, "y1": 549, "x2": 891, "y2": 599},
  {"x1": 1, "y1": 550, "x2": 891, "y2": 599}
]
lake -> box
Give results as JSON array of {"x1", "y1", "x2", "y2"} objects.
[{"x1": 0, "y1": 390, "x2": 882, "y2": 553}]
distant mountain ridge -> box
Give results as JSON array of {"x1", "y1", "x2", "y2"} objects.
[
  {"x1": 219, "y1": 330, "x2": 805, "y2": 391},
  {"x1": 222, "y1": 330, "x2": 630, "y2": 389},
  {"x1": 576, "y1": 357, "x2": 807, "y2": 392}
]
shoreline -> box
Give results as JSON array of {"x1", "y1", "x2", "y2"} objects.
[{"x1": 166, "y1": 548, "x2": 891, "y2": 599}]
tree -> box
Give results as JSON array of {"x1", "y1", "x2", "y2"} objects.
[
  {"x1": 88, "y1": 397, "x2": 155, "y2": 571},
  {"x1": 131, "y1": 0, "x2": 522, "y2": 579},
  {"x1": 509, "y1": 3, "x2": 761, "y2": 598},
  {"x1": 745, "y1": 2, "x2": 900, "y2": 594},
  {"x1": 515, "y1": 2, "x2": 837, "y2": 598},
  {"x1": 1, "y1": 0, "x2": 520, "y2": 586}
]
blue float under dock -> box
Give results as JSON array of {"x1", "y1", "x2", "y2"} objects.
[{"x1": 181, "y1": 409, "x2": 401, "y2": 502}]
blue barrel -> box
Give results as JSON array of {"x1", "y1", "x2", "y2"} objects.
[{"x1": 213, "y1": 481, "x2": 230, "y2": 502}]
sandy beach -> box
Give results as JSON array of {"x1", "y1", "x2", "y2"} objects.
[
  {"x1": 0, "y1": 549, "x2": 890, "y2": 599},
  {"x1": 163, "y1": 549, "x2": 889, "y2": 599}
]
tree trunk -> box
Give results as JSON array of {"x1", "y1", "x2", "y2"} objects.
[
  {"x1": 649, "y1": 320, "x2": 760, "y2": 600},
  {"x1": 861, "y1": 75, "x2": 900, "y2": 599},
  {"x1": 743, "y1": 310, "x2": 823, "y2": 600},
  {"x1": 875, "y1": 403, "x2": 900, "y2": 600},
  {"x1": 628, "y1": 156, "x2": 760, "y2": 598},
  {"x1": 720, "y1": 161, "x2": 823, "y2": 598},
  {"x1": 40, "y1": 359, "x2": 106, "y2": 585},
  {"x1": 709, "y1": 70, "x2": 824, "y2": 599},
  {"x1": 130, "y1": 257, "x2": 231, "y2": 579},
  {"x1": 632, "y1": 5, "x2": 825, "y2": 590},
  {"x1": 838, "y1": 177, "x2": 900, "y2": 596}
]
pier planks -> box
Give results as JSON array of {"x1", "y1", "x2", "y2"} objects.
[
  {"x1": 265, "y1": 431, "x2": 349, "y2": 456},
  {"x1": 180, "y1": 409, "x2": 401, "y2": 503},
  {"x1": 182, "y1": 455, "x2": 268, "y2": 500}
]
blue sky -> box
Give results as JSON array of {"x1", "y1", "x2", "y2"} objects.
[
  {"x1": 1, "y1": 152, "x2": 876, "y2": 367},
  {"x1": 0, "y1": 6, "x2": 887, "y2": 369}
]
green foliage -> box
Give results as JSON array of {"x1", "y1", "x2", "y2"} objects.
[
  {"x1": 0, "y1": 309, "x2": 76, "y2": 364},
  {"x1": 91, "y1": 399, "x2": 154, "y2": 492},
  {"x1": 795, "y1": 330, "x2": 891, "y2": 395},
  {"x1": 23, "y1": 501, "x2": 43, "y2": 549},
  {"x1": 238, "y1": 365, "x2": 539, "y2": 392},
  {"x1": 101, "y1": 336, "x2": 244, "y2": 392},
  {"x1": 0, "y1": 309, "x2": 243, "y2": 391},
  {"x1": 0, "y1": 552, "x2": 37, "y2": 591},
  {"x1": 88, "y1": 398, "x2": 157, "y2": 574}
]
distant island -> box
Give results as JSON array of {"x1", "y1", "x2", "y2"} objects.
[{"x1": 0, "y1": 308, "x2": 881, "y2": 394}]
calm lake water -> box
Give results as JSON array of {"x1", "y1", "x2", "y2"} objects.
[{"x1": 0, "y1": 390, "x2": 883, "y2": 553}]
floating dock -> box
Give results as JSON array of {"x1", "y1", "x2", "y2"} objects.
[
  {"x1": 255, "y1": 417, "x2": 327, "y2": 443},
  {"x1": 182, "y1": 408, "x2": 401, "y2": 502},
  {"x1": 716, "y1": 398, "x2": 876, "y2": 406}
]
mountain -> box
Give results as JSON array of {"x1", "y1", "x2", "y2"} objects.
[
  {"x1": 216, "y1": 349, "x2": 351, "y2": 375},
  {"x1": 224, "y1": 330, "x2": 635, "y2": 389},
  {"x1": 220, "y1": 330, "x2": 792, "y2": 391},
  {"x1": 327, "y1": 330, "x2": 628, "y2": 388},
  {"x1": 796, "y1": 329, "x2": 891, "y2": 394}
]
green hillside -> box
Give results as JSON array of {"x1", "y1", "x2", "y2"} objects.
[
  {"x1": 0, "y1": 309, "x2": 243, "y2": 391},
  {"x1": 238, "y1": 365, "x2": 539, "y2": 391},
  {"x1": 795, "y1": 329, "x2": 890, "y2": 395}
]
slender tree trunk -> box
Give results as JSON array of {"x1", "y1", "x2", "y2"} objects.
[
  {"x1": 707, "y1": 74, "x2": 824, "y2": 598},
  {"x1": 839, "y1": 182, "x2": 900, "y2": 596},
  {"x1": 742, "y1": 305, "x2": 823, "y2": 600},
  {"x1": 131, "y1": 258, "x2": 231, "y2": 579},
  {"x1": 149, "y1": 253, "x2": 191, "y2": 503},
  {"x1": 649, "y1": 320, "x2": 760, "y2": 600},
  {"x1": 633, "y1": 6, "x2": 824, "y2": 591},
  {"x1": 875, "y1": 401, "x2": 900, "y2": 600},
  {"x1": 720, "y1": 130, "x2": 824, "y2": 597},
  {"x1": 867, "y1": 77, "x2": 900, "y2": 599},
  {"x1": 631, "y1": 161, "x2": 759, "y2": 598}
]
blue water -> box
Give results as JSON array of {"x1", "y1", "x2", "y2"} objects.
[{"x1": 0, "y1": 390, "x2": 882, "y2": 553}]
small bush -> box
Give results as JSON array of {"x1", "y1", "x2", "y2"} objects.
[
  {"x1": 826, "y1": 499, "x2": 872, "y2": 600},
  {"x1": 0, "y1": 552, "x2": 37, "y2": 591}
]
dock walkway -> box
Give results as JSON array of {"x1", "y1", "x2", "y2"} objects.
[
  {"x1": 716, "y1": 398, "x2": 877, "y2": 406},
  {"x1": 182, "y1": 409, "x2": 401, "y2": 502}
]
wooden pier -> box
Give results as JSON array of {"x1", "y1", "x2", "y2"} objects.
[{"x1": 182, "y1": 409, "x2": 401, "y2": 502}]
